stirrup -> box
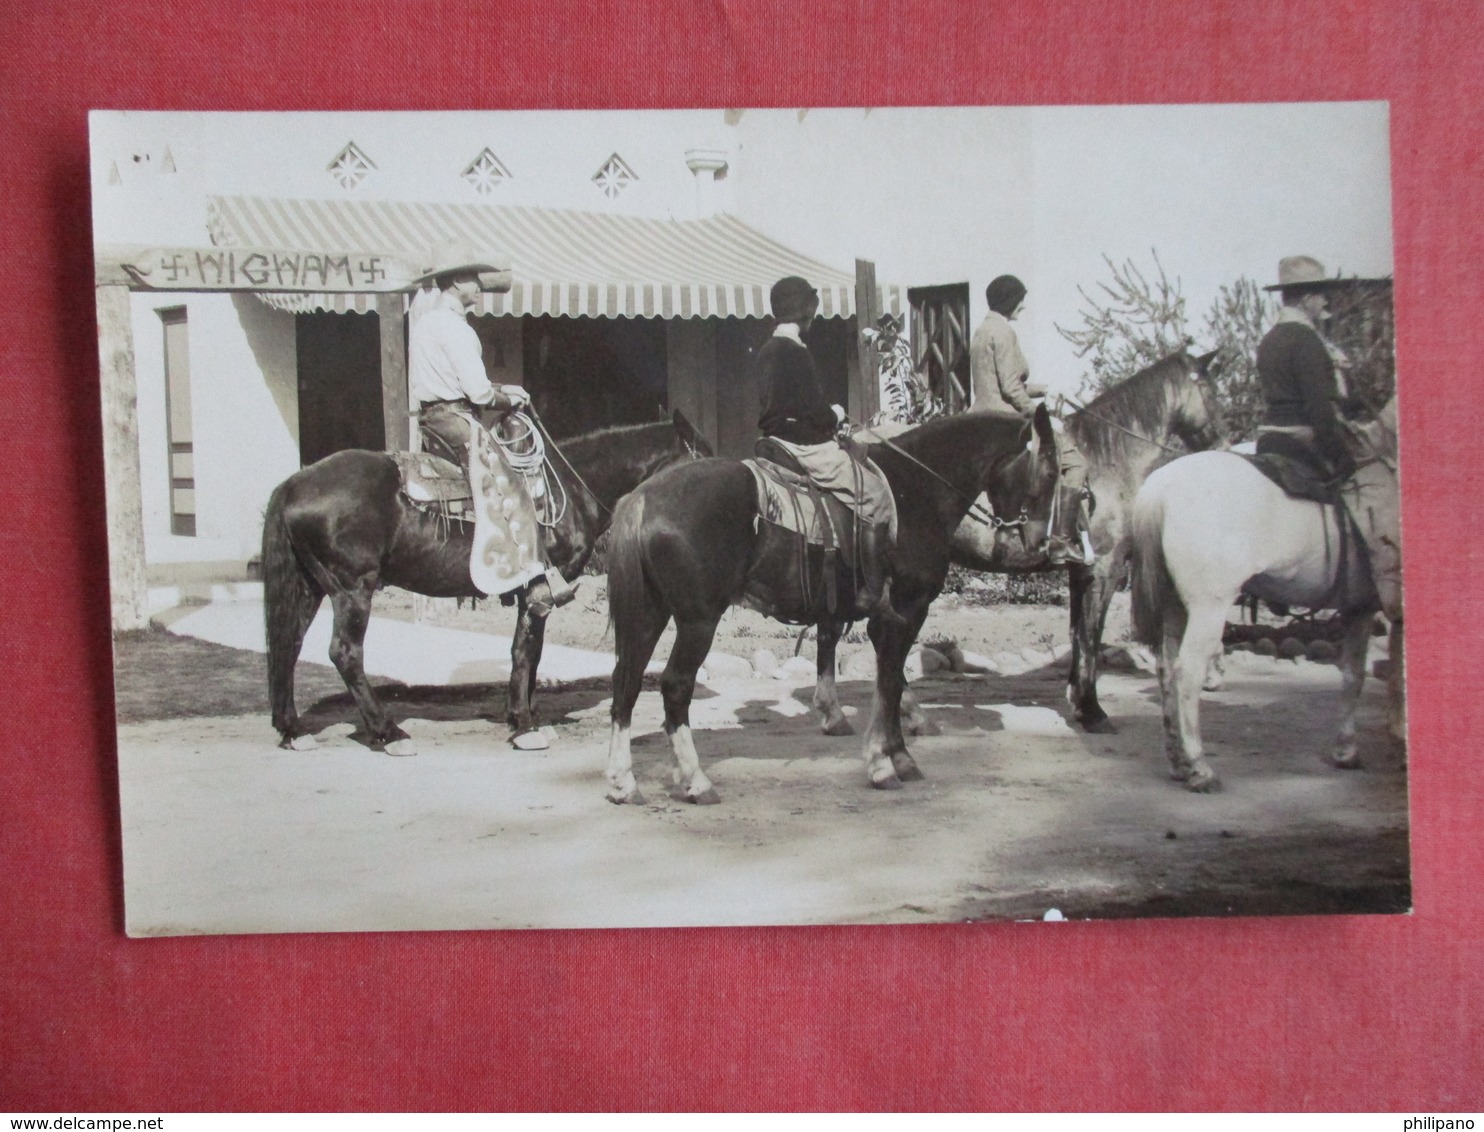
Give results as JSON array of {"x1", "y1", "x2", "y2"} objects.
[
  {"x1": 1044, "y1": 536, "x2": 1087, "y2": 567},
  {"x1": 544, "y1": 567, "x2": 578, "y2": 608},
  {"x1": 527, "y1": 570, "x2": 578, "y2": 617}
]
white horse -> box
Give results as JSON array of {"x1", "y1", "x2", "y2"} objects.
[{"x1": 1129, "y1": 403, "x2": 1402, "y2": 791}]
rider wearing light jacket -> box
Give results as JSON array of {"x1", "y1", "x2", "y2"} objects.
[{"x1": 968, "y1": 274, "x2": 1089, "y2": 566}]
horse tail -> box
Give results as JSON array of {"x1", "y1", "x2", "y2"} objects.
[
  {"x1": 606, "y1": 490, "x2": 647, "y2": 638},
  {"x1": 605, "y1": 489, "x2": 654, "y2": 710},
  {"x1": 262, "y1": 481, "x2": 323, "y2": 738},
  {"x1": 1130, "y1": 481, "x2": 1175, "y2": 648}
]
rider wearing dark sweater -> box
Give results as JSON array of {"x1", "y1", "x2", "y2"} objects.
[
  {"x1": 756, "y1": 326, "x2": 840, "y2": 444},
  {"x1": 1256, "y1": 256, "x2": 1356, "y2": 481},
  {"x1": 756, "y1": 276, "x2": 900, "y2": 623}
]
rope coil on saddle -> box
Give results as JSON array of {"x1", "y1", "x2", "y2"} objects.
[{"x1": 491, "y1": 411, "x2": 568, "y2": 528}]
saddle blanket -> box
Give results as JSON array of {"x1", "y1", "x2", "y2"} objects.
[
  {"x1": 1237, "y1": 450, "x2": 1385, "y2": 615},
  {"x1": 743, "y1": 458, "x2": 855, "y2": 555}
]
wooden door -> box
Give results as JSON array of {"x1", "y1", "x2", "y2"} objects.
[
  {"x1": 908, "y1": 283, "x2": 971, "y2": 414},
  {"x1": 296, "y1": 311, "x2": 386, "y2": 466}
]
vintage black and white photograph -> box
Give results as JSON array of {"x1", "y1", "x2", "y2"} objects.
[{"x1": 93, "y1": 106, "x2": 1406, "y2": 934}]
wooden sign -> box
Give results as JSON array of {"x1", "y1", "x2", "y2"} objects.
[{"x1": 95, "y1": 244, "x2": 512, "y2": 293}]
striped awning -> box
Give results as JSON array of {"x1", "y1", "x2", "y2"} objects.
[{"x1": 206, "y1": 195, "x2": 902, "y2": 320}]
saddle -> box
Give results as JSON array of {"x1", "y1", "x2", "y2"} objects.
[
  {"x1": 1241, "y1": 436, "x2": 1339, "y2": 505},
  {"x1": 741, "y1": 441, "x2": 863, "y2": 622},
  {"x1": 1238, "y1": 446, "x2": 1379, "y2": 615},
  {"x1": 392, "y1": 450, "x2": 473, "y2": 514}
]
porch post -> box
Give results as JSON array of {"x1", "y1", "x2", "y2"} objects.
[
  {"x1": 96, "y1": 283, "x2": 150, "y2": 632},
  {"x1": 377, "y1": 293, "x2": 409, "y2": 452},
  {"x1": 852, "y1": 258, "x2": 881, "y2": 422}
]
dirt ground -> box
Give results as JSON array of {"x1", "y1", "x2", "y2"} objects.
[
  {"x1": 368, "y1": 576, "x2": 1094, "y2": 666},
  {"x1": 111, "y1": 594, "x2": 1409, "y2": 935}
]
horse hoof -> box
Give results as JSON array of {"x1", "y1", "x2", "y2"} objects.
[
  {"x1": 870, "y1": 774, "x2": 904, "y2": 791},
  {"x1": 894, "y1": 762, "x2": 925, "y2": 782},
  {"x1": 1185, "y1": 769, "x2": 1222, "y2": 793},
  {"x1": 687, "y1": 788, "x2": 721, "y2": 806},
  {"x1": 1079, "y1": 715, "x2": 1117, "y2": 735},
  {"x1": 284, "y1": 734, "x2": 319, "y2": 751},
  {"x1": 512, "y1": 729, "x2": 551, "y2": 751},
  {"x1": 606, "y1": 788, "x2": 645, "y2": 805},
  {"x1": 822, "y1": 718, "x2": 855, "y2": 737},
  {"x1": 1329, "y1": 753, "x2": 1362, "y2": 770},
  {"x1": 384, "y1": 738, "x2": 418, "y2": 757},
  {"x1": 907, "y1": 719, "x2": 942, "y2": 738}
]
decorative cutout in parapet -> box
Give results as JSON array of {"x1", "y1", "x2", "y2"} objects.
[
  {"x1": 462, "y1": 148, "x2": 512, "y2": 196},
  {"x1": 327, "y1": 141, "x2": 376, "y2": 190},
  {"x1": 107, "y1": 145, "x2": 176, "y2": 185},
  {"x1": 592, "y1": 152, "x2": 637, "y2": 199}
]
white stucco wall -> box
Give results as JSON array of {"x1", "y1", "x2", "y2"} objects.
[
  {"x1": 131, "y1": 291, "x2": 299, "y2": 572},
  {"x1": 92, "y1": 109, "x2": 731, "y2": 228}
]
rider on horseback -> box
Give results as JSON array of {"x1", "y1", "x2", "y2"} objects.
[
  {"x1": 756, "y1": 275, "x2": 902, "y2": 624},
  {"x1": 1256, "y1": 255, "x2": 1358, "y2": 482},
  {"x1": 408, "y1": 240, "x2": 573, "y2": 613},
  {"x1": 968, "y1": 274, "x2": 1090, "y2": 566}
]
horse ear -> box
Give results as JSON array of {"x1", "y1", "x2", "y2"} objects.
[
  {"x1": 1192, "y1": 349, "x2": 1220, "y2": 378},
  {"x1": 1032, "y1": 401, "x2": 1056, "y2": 457},
  {"x1": 672, "y1": 408, "x2": 713, "y2": 456}
]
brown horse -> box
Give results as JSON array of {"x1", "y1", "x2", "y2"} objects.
[
  {"x1": 602, "y1": 406, "x2": 1060, "y2": 803},
  {"x1": 262, "y1": 411, "x2": 709, "y2": 755}
]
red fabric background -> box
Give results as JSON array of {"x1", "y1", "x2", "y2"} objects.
[{"x1": 2, "y1": 0, "x2": 1480, "y2": 1111}]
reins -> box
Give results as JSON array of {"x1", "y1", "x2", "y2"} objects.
[
  {"x1": 849, "y1": 420, "x2": 1019, "y2": 529},
  {"x1": 524, "y1": 409, "x2": 611, "y2": 519},
  {"x1": 525, "y1": 409, "x2": 710, "y2": 522},
  {"x1": 1061, "y1": 396, "x2": 1188, "y2": 457}
]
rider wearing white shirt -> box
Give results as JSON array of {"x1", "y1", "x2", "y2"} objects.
[
  {"x1": 407, "y1": 242, "x2": 573, "y2": 613},
  {"x1": 408, "y1": 252, "x2": 529, "y2": 465}
]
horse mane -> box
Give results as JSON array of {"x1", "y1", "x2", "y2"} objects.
[
  {"x1": 870, "y1": 411, "x2": 1033, "y2": 504},
  {"x1": 1066, "y1": 352, "x2": 1191, "y2": 466},
  {"x1": 560, "y1": 417, "x2": 673, "y2": 451},
  {"x1": 553, "y1": 418, "x2": 677, "y2": 478}
]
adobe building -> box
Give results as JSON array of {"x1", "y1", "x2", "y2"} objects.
[{"x1": 92, "y1": 110, "x2": 1035, "y2": 629}]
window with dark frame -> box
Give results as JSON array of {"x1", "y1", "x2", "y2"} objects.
[{"x1": 160, "y1": 307, "x2": 196, "y2": 536}]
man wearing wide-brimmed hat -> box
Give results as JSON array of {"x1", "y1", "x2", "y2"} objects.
[
  {"x1": 409, "y1": 239, "x2": 530, "y2": 460},
  {"x1": 408, "y1": 239, "x2": 573, "y2": 612},
  {"x1": 1255, "y1": 255, "x2": 1355, "y2": 480}
]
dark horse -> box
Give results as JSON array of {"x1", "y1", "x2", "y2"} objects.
[
  {"x1": 262, "y1": 411, "x2": 709, "y2": 755},
  {"x1": 602, "y1": 406, "x2": 1060, "y2": 803},
  {"x1": 828, "y1": 348, "x2": 1222, "y2": 739}
]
